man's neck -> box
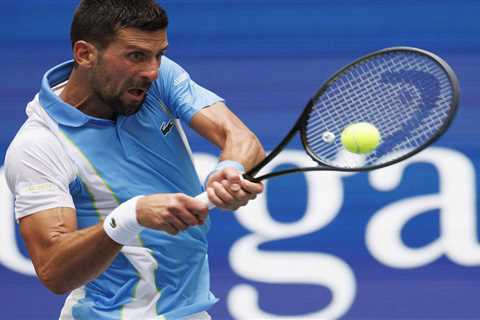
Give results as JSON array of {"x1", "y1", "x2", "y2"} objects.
[{"x1": 59, "y1": 68, "x2": 115, "y2": 120}]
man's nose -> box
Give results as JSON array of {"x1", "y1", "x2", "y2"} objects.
[{"x1": 141, "y1": 60, "x2": 160, "y2": 81}]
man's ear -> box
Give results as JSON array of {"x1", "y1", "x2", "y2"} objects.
[{"x1": 72, "y1": 41, "x2": 98, "y2": 68}]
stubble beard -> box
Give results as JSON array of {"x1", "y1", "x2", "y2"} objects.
[
  {"x1": 91, "y1": 61, "x2": 145, "y2": 118},
  {"x1": 94, "y1": 86, "x2": 143, "y2": 117}
]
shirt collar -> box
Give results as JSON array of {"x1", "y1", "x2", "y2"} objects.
[{"x1": 38, "y1": 60, "x2": 113, "y2": 127}]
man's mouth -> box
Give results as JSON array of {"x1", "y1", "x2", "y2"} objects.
[{"x1": 128, "y1": 88, "x2": 146, "y2": 98}]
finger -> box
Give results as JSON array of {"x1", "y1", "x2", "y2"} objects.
[
  {"x1": 212, "y1": 181, "x2": 236, "y2": 203},
  {"x1": 189, "y1": 207, "x2": 208, "y2": 224},
  {"x1": 240, "y1": 179, "x2": 264, "y2": 194},
  {"x1": 164, "y1": 211, "x2": 189, "y2": 231},
  {"x1": 162, "y1": 222, "x2": 179, "y2": 235},
  {"x1": 221, "y1": 179, "x2": 250, "y2": 201},
  {"x1": 216, "y1": 182, "x2": 251, "y2": 210},
  {"x1": 229, "y1": 180, "x2": 241, "y2": 192},
  {"x1": 223, "y1": 167, "x2": 242, "y2": 182},
  {"x1": 176, "y1": 194, "x2": 208, "y2": 223},
  {"x1": 207, "y1": 186, "x2": 226, "y2": 208},
  {"x1": 223, "y1": 168, "x2": 242, "y2": 191},
  {"x1": 173, "y1": 208, "x2": 201, "y2": 226}
]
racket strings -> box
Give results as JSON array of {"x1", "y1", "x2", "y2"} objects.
[{"x1": 304, "y1": 51, "x2": 455, "y2": 169}]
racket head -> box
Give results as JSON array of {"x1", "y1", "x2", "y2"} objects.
[{"x1": 299, "y1": 46, "x2": 460, "y2": 171}]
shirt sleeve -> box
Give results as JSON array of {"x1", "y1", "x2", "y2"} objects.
[
  {"x1": 154, "y1": 56, "x2": 224, "y2": 123},
  {"x1": 5, "y1": 124, "x2": 76, "y2": 221}
]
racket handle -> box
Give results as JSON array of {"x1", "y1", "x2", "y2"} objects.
[{"x1": 194, "y1": 191, "x2": 216, "y2": 210}]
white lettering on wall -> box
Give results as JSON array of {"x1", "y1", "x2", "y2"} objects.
[{"x1": 366, "y1": 147, "x2": 479, "y2": 268}]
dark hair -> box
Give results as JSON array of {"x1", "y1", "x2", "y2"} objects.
[{"x1": 71, "y1": 0, "x2": 168, "y2": 49}]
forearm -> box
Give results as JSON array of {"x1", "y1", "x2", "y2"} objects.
[
  {"x1": 190, "y1": 102, "x2": 266, "y2": 171},
  {"x1": 219, "y1": 128, "x2": 265, "y2": 171},
  {"x1": 36, "y1": 224, "x2": 121, "y2": 294},
  {"x1": 190, "y1": 102, "x2": 265, "y2": 209}
]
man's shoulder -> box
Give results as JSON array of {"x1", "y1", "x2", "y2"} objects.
[
  {"x1": 158, "y1": 56, "x2": 189, "y2": 84},
  {"x1": 4, "y1": 113, "x2": 77, "y2": 192},
  {"x1": 159, "y1": 55, "x2": 179, "y2": 71},
  {"x1": 6, "y1": 116, "x2": 64, "y2": 168},
  {"x1": 9, "y1": 116, "x2": 54, "y2": 146},
  {"x1": 152, "y1": 56, "x2": 190, "y2": 99}
]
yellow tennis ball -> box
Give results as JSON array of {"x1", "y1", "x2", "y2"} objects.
[{"x1": 341, "y1": 122, "x2": 381, "y2": 154}]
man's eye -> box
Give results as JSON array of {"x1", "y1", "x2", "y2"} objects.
[{"x1": 129, "y1": 52, "x2": 145, "y2": 61}]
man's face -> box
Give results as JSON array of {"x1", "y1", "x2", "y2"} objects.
[{"x1": 89, "y1": 28, "x2": 168, "y2": 116}]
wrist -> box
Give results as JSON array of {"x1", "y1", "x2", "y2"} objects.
[
  {"x1": 103, "y1": 196, "x2": 144, "y2": 245},
  {"x1": 215, "y1": 160, "x2": 245, "y2": 173}
]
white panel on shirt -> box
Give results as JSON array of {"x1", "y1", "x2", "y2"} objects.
[{"x1": 4, "y1": 99, "x2": 76, "y2": 221}]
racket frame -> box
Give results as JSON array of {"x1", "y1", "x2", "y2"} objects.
[{"x1": 246, "y1": 47, "x2": 460, "y2": 182}]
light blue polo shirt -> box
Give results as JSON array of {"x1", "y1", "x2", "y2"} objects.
[{"x1": 38, "y1": 57, "x2": 222, "y2": 319}]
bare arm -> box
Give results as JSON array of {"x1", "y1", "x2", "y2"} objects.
[
  {"x1": 19, "y1": 207, "x2": 121, "y2": 295},
  {"x1": 19, "y1": 194, "x2": 208, "y2": 295},
  {"x1": 190, "y1": 101, "x2": 265, "y2": 171},
  {"x1": 190, "y1": 101, "x2": 265, "y2": 210}
]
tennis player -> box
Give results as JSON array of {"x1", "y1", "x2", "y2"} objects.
[{"x1": 4, "y1": 1, "x2": 264, "y2": 319}]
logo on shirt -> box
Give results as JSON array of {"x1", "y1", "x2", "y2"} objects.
[
  {"x1": 161, "y1": 120, "x2": 174, "y2": 136},
  {"x1": 174, "y1": 72, "x2": 189, "y2": 86},
  {"x1": 21, "y1": 183, "x2": 57, "y2": 194}
]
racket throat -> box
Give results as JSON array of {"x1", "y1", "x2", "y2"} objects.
[{"x1": 246, "y1": 103, "x2": 312, "y2": 179}]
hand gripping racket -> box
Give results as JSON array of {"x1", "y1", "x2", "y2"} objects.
[{"x1": 195, "y1": 47, "x2": 460, "y2": 209}]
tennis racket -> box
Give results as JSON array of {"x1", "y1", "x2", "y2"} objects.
[{"x1": 195, "y1": 47, "x2": 460, "y2": 209}]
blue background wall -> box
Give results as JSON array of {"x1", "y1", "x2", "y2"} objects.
[{"x1": 0, "y1": 1, "x2": 479, "y2": 319}]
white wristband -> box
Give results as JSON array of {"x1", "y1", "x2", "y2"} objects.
[
  {"x1": 103, "y1": 196, "x2": 144, "y2": 245},
  {"x1": 214, "y1": 160, "x2": 245, "y2": 173}
]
